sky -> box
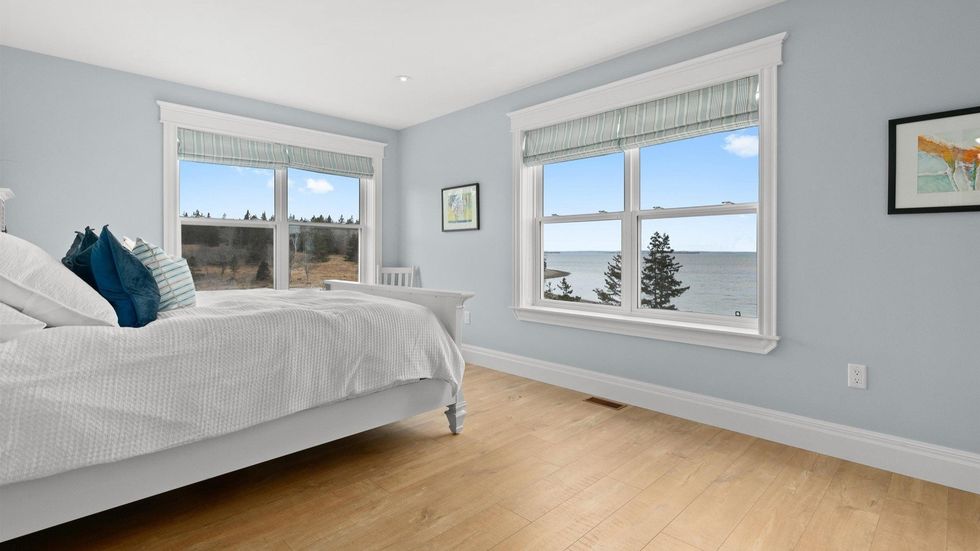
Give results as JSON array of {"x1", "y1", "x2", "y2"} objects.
[
  {"x1": 179, "y1": 162, "x2": 361, "y2": 222},
  {"x1": 543, "y1": 127, "x2": 759, "y2": 252}
]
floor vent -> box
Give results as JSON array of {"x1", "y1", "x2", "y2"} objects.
[{"x1": 584, "y1": 396, "x2": 627, "y2": 410}]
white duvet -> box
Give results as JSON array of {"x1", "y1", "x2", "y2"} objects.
[{"x1": 0, "y1": 289, "x2": 464, "y2": 486}]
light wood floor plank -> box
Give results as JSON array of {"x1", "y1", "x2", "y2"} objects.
[
  {"x1": 569, "y1": 430, "x2": 756, "y2": 551},
  {"x1": 661, "y1": 438, "x2": 791, "y2": 550},
  {"x1": 947, "y1": 488, "x2": 980, "y2": 551},
  {"x1": 871, "y1": 494, "x2": 947, "y2": 550},
  {"x1": 492, "y1": 476, "x2": 640, "y2": 551},
  {"x1": 718, "y1": 450, "x2": 840, "y2": 550},
  {"x1": 7, "y1": 364, "x2": 970, "y2": 551},
  {"x1": 642, "y1": 533, "x2": 704, "y2": 551},
  {"x1": 406, "y1": 504, "x2": 528, "y2": 551},
  {"x1": 794, "y1": 460, "x2": 892, "y2": 551}
]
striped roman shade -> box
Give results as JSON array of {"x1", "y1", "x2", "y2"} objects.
[
  {"x1": 285, "y1": 144, "x2": 373, "y2": 179},
  {"x1": 177, "y1": 128, "x2": 288, "y2": 169},
  {"x1": 523, "y1": 75, "x2": 759, "y2": 165},
  {"x1": 177, "y1": 128, "x2": 374, "y2": 178}
]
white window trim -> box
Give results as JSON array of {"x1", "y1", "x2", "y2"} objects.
[
  {"x1": 507, "y1": 33, "x2": 785, "y2": 354},
  {"x1": 158, "y1": 101, "x2": 386, "y2": 287}
]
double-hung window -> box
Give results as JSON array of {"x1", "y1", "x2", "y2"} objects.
[
  {"x1": 159, "y1": 103, "x2": 385, "y2": 290},
  {"x1": 509, "y1": 34, "x2": 785, "y2": 353}
]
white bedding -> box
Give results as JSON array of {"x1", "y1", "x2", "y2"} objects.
[{"x1": 0, "y1": 289, "x2": 464, "y2": 486}]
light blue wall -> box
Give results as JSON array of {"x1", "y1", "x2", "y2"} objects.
[
  {"x1": 0, "y1": 46, "x2": 401, "y2": 263},
  {"x1": 398, "y1": 0, "x2": 980, "y2": 453}
]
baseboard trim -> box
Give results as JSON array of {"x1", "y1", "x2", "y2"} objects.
[{"x1": 462, "y1": 344, "x2": 980, "y2": 494}]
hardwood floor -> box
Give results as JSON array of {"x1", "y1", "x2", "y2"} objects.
[{"x1": 6, "y1": 365, "x2": 976, "y2": 550}]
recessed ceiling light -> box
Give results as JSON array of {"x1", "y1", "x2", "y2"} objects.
[{"x1": 396, "y1": 75, "x2": 411, "y2": 83}]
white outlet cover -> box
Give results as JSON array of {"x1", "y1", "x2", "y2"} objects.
[{"x1": 847, "y1": 363, "x2": 867, "y2": 390}]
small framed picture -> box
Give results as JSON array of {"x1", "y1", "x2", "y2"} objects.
[
  {"x1": 889, "y1": 105, "x2": 980, "y2": 214},
  {"x1": 442, "y1": 183, "x2": 480, "y2": 231}
]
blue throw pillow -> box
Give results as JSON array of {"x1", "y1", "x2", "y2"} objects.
[
  {"x1": 89, "y1": 226, "x2": 160, "y2": 327},
  {"x1": 62, "y1": 227, "x2": 100, "y2": 289}
]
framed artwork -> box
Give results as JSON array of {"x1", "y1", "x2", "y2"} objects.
[
  {"x1": 442, "y1": 183, "x2": 480, "y2": 231},
  {"x1": 889, "y1": 105, "x2": 980, "y2": 214}
]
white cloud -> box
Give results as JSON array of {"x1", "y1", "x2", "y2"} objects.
[
  {"x1": 305, "y1": 178, "x2": 335, "y2": 194},
  {"x1": 265, "y1": 177, "x2": 274, "y2": 189},
  {"x1": 722, "y1": 134, "x2": 758, "y2": 158}
]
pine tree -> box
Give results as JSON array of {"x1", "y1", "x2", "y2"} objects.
[
  {"x1": 552, "y1": 277, "x2": 581, "y2": 302},
  {"x1": 228, "y1": 255, "x2": 240, "y2": 278},
  {"x1": 544, "y1": 280, "x2": 557, "y2": 298},
  {"x1": 243, "y1": 209, "x2": 251, "y2": 220},
  {"x1": 344, "y1": 234, "x2": 358, "y2": 262},
  {"x1": 260, "y1": 211, "x2": 267, "y2": 221},
  {"x1": 312, "y1": 231, "x2": 335, "y2": 261},
  {"x1": 640, "y1": 232, "x2": 689, "y2": 309},
  {"x1": 255, "y1": 259, "x2": 272, "y2": 282},
  {"x1": 594, "y1": 253, "x2": 622, "y2": 306}
]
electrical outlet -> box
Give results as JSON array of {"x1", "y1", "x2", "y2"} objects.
[
  {"x1": 847, "y1": 363, "x2": 867, "y2": 390},
  {"x1": 463, "y1": 310, "x2": 471, "y2": 325}
]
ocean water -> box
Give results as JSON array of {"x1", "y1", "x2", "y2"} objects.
[{"x1": 544, "y1": 251, "x2": 758, "y2": 318}]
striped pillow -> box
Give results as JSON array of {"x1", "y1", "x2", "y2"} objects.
[{"x1": 131, "y1": 238, "x2": 196, "y2": 311}]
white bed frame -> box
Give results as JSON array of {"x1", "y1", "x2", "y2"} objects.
[{"x1": 0, "y1": 281, "x2": 474, "y2": 542}]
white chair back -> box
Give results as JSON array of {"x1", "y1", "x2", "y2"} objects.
[{"x1": 378, "y1": 266, "x2": 416, "y2": 287}]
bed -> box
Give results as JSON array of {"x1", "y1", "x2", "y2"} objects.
[{"x1": 0, "y1": 280, "x2": 473, "y2": 542}]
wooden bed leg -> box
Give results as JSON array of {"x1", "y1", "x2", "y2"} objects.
[{"x1": 445, "y1": 391, "x2": 467, "y2": 434}]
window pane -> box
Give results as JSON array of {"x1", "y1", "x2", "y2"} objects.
[
  {"x1": 179, "y1": 161, "x2": 274, "y2": 220},
  {"x1": 543, "y1": 152, "x2": 624, "y2": 216},
  {"x1": 289, "y1": 225, "x2": 358, "y2": 287},
  {"x1": 181, "y1": 225, "x2": 274, "y2": 290},
  {"x1": 288, "y1": 168, "x2": 360, "y2": 224},
  {"x1": 638, "y1": 214, "x2": 756, "y2": 317},
  {"x1": 542, "y1": 220, "x2": 620, "y2": 305},
  {"x1": 640, "y1": 127, "x2": 759, "y2": 209}
]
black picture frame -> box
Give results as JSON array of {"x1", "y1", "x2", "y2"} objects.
[
  {"x1": 441, "y1": 183, "x2": 480, "y2": 232},
  {"x1": 888, "y1": 105, "x2": 980, "y2": 214}
]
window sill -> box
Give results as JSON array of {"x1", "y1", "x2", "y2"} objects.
[{"x1": 512, "y1": 305, "x2": 779, "y2": 354}]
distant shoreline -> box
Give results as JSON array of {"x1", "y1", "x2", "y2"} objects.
[
  {"x1": 544, "y1": 250, "x2": 753, "y2": 254},
  {"x1": 543, "y1": 268, "x2": 570, "y2": 280}
]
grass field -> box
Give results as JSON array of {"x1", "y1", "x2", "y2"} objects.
[{"x1": 189, "y1": 254, "x2": 357, "y2": 290}]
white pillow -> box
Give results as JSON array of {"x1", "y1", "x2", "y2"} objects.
[
  {"x1": 0, "y1": 232, "x2": 118, "y2": 327},
  {"x1": 0, "y1": 302, "x2": 46, "y2": 342}
]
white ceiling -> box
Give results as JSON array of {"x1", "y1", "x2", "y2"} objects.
[{"x1": 0, "y1": 0, "x2": 781, "y2": 129}]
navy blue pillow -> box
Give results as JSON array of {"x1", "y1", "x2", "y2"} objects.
[
  {"x1": 89, "y1": 226, "x2": 160, "y2": 327},
  {"x1": 62, "y1": 227, "x2": 100, "y2": 289}
]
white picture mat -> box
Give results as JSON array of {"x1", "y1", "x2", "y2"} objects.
[
  {"x1": 894, "y1": 112, "x2": 980, "y2": 209},
  {"x1": 442, "y1": 186, "x2": 478, "y2": 230}
]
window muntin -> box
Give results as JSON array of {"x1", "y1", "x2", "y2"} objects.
[
  {"x1": 543, "y1": 152, "x2": 624, "y2": 216},
  {"x1": 640, "y1": 127, "x2": 759, "y2": 209}
]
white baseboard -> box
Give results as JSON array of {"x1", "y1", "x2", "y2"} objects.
[{"x1": 462, "y1": 344, "x2": 980, "y2": 494}]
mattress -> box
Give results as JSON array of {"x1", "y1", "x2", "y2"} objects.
[{"x1": 0, "y1": 289, "x2": 464, "y2": 486}]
